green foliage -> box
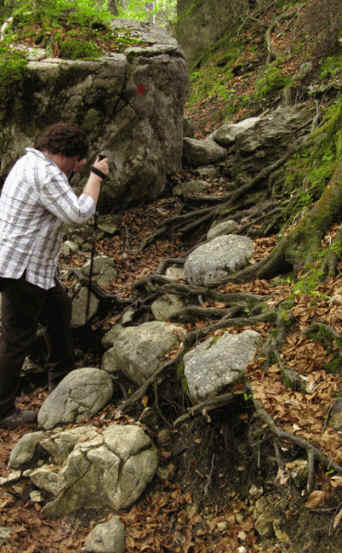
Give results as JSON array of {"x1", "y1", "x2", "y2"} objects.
[
  {"x1": 278, "y1": 98, "x2": 342, "y2": 226},
  {"x1": 311, "y1": 98, "x2": 342, "y2": 162},
  {"x1": 8, "y1": 0, "x2": 112, "y2": 29},
  {"x1": 0, "y1": 0, "x2": 146, "y2": 60},
  {"x1": 254, "y1": 62, "x2": 294, "y2": 100},
  {"x1": 117, "y1": 0, "x2": 177, "y2": 25},
  {"x1": 188, "y1": 39, "x2": 242, "y2": 117},
  {"x1": 292, "y1": 267, "x2": 326, "y2": 298},
  {"x1": 58, "y1": 37, "x2": 102, "y2": 60},
  {"x1": 0, "y1": 45, "x2": 27, "y2": 120},
  {"x1": 0, "y1": 0, "x2": 116, "y2": 59},
  {"x1": 176, "y1": 360, "x2": 188, "y2": 395},
  {"x1": 320, "y1": 56, "x2": 342, "y2": 80},
  {"x1": 189, "y1": 65, "x2": 232, "y2": 107}
]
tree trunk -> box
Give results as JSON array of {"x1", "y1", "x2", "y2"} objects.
[{"x1": 228, "y1": 162, "x2": 342, "y2": 283}]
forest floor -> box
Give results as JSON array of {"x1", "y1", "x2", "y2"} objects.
[
  {"x1": 2, "y1": 173, "x2": 342, "y2": 552},
  {"x1": 2, "y1": 3, "x2": 342, "y2": 551}
]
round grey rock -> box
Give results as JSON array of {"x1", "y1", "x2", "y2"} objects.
[
  {"x1": 84, "y1": 516, "x2": 126, "y2": 553},
  {"x1": 38, "y1": 368, "x2": 114, "y2": 430},
  {"x1": 184, "y1": 234, "x2": 254, "y2": 285}
]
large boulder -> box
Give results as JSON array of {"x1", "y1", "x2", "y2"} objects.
[
  {"x1": 222, "y1": 105, "x2": 313, "y2": 180},
  {"x1": 183, "y1": 137, "x2": 227, "y2": 167},
  {"x1": 8, "y1": 423, "x2": 158, "y2": 518},
  {"x1": 1, "y1": 21, "x2": 189, "y2": 208},
  {"x1": 176, "y1": 0, "x2": 243, "y2": 66},
  {"x1": 81, "y1": 255, "x2": 117, "y2": 289},
  {"x1": 211, "y1": 117, "x2": 260, "y2": 147}
]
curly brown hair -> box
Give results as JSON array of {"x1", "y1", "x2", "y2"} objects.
[{"x1": 34, "y1": 122, "x2": 89, "y2": 159}]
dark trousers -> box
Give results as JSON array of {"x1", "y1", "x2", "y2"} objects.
[{"x1": 0, "y1": 276, "x2": 74, "y2": 416}]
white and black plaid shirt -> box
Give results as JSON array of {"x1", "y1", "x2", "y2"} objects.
[{"x1": 0, "y1": 147, "x2": 95, "y2": 289}]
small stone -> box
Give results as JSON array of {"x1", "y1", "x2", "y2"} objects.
[
  {"x1": 235, "y1": 513, "x2": 245, "y2": 524},
  {"x1": 249, "y1": 484, "x2": 263, "y2": 497},
  {"x1": 0, "y1": 526, "x2": 12, "y2": 544},
  {"x1": 30, "y1": 490, "x2": 43, "y2": 503},
  {"x1": 0, "y1": 470, "x2": 21, "y2": 485},
  {"x1": 97, "y1": 222, "x2": 118, "y2": 235},
  {"x1": 157, "y1": 465, "x2": 175, "y2": 481},
  {"x1": 165, "y1": 266, "x2": 185, "y2": 281},
  {"x1": 217, "y1": 521, "x2": 228, "y2": 531},
  {"x1": 186, "y1": 504, "x2": 198, "y2": 518},
  {"x1": 156, "y1": 429, "x2": 172, "y2": 446},
  {"x1": 12, "y1": 485, "x2": 25, "y2": 495}
]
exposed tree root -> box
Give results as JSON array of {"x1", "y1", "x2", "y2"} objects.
[
  {"x1": 170, "y1": 304, "x2": 245, "y2": 322},
  {"x1": 134, "y1": 272, "x2": 270, "y2": 304},
  {"x1": 252, "y1": 396, "x2": 342, "y2": 491},
  {"x1": 173, "y1": 385, "x2": 342, "y2": 494},
  {"x1": 240, "y1": 202, "x2": 288, "y2": 236},
  {"x1": 137, "y1": 145, "x2": 302, "y2": 251},
  {"x1": 265, "y1": 8, "x2": 296, "y2": 63},
  {"x1": 304, "y1": 322, "x2": 342, "y2": 343},
  {"x1": 155, "y1": 257, "x2": 186, "y2": 274},
  {"x1": 117, "y1": 343, "x2": 185, "y2": 413},
  {"x1": 323, "y1": 225, "x2": 342, "y2": 277},
  {"x1": 262, "y1": 300, "x2": 296, "y2": 367},
  {"x1": 118, "y1": 307, "x2": 275, "y2": 415},
  {"x1": 185, "y1": 310, "x2": 276, "y2": 346},
  {"x1": 173, "y1": 390, "x2": 247, "y2": 426}
]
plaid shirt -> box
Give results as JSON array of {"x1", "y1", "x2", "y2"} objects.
[{"x1": 0, "y1": 147, "x2": 95, "y2": 289}]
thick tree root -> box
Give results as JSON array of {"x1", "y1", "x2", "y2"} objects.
[
  {"x1": 134, "y1": 272, "x2": 271, "y2": 304},
  {"x1": 170, "y1": 304, "x2": 246, "y2": 322},
  {"x1": 185, "y1": 310, "x2": 276, "y2": 347},
  {"x1": 117, "y1": 343, "x2": 185, "y2": 413},
  {"x1": 118, "y1": 309, "x2": 275, "y2": 413},
  {"x1": 173, "y1": 390, "x2": 247, "y2": 426},
  {"x1": 137, "y1": 145, "x2": 302, "y2": 252},
  {"x1": 205, "y1": 235, "x2": 292, "y2": 285},
  {"x1": 172, "y1": 385, "x2": 342, "y2": 494}
]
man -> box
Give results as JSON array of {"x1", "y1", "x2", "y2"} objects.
[{"x1": 0, "y1": 122, "x2": 109, "y2": 428}]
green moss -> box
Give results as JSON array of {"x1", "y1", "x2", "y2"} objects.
[
  {"x1": 3, "y1": 0, "x2": 145, "y2": 61},
  {"x1": 306, "y1": 323, "x2": 342, "y2": 350},
  {"x1": 254, "y1": 62, "x2": 295, "y2": 100},
  {"x1": 187, "y1": 35, "x2": 243, "y2": 117},
  {"x1": 10, "y1": 0, "x2": 113, "y2": 30},
  {"x1": 320, "y1": 56, "x2": 342, "y2": 80},
  {"x1": 58, "y1": 37, "x2": 102, "y2": 60},
  {"x1": 176, "y1": 360, "x2": 188, "y2": 394},
  {"x1": 323, "y1": 356, "x2": 342, "y2": 374},
  {"x1": 276, "y1": 97, "x2": 342, "y2": 226},
  {"x1": 0, "y1": 46, "x2": 28, "y2": 121}
]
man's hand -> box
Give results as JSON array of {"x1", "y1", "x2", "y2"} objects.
[
  {"x1": 92, "y1": 154, "x2": 109, "y2": 178},
  {"x1": 83, "y1": 154, "x2": 109, "y2": 203}
]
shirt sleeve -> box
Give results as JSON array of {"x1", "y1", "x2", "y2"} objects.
[{"x1": 36, "y1": 164, "x2": 96, "y2": 224}]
